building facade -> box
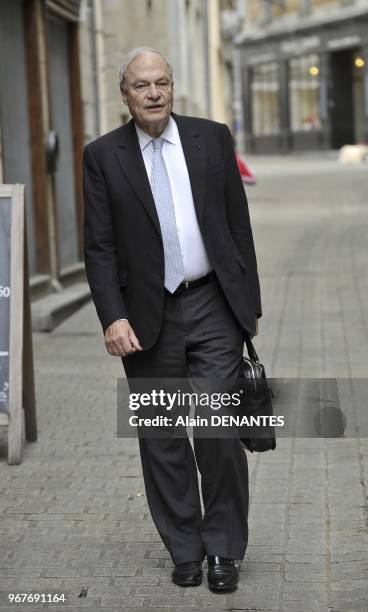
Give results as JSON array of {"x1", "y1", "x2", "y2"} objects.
[
  {"x1": 0, "y1": 0, "x2": 92, "y2": 300},
  {"x1": 0, "y1": 0, "x2": 229, "y2": 327},
  {"x1": 235, "y1": 0, "x2": 368, "y2": 153},
  {"x1": 93, "y1": 0, "x2": 212, "y2": 131}
]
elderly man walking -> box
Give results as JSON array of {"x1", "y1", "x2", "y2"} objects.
[{"x1": 83, "y1": 47, "x2": 262, "y2": 592}]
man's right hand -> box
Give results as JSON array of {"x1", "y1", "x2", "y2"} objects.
[{"x1": 104, "y1": 319, "x2": 143, "y2": 357}]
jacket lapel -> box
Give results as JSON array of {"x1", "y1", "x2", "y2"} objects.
[
  {"x1": 114, "y1": 120, "x2": 161, "y2": 236},
  {"x1": 172, "y1": 112, "x2": 206, "y2": 224}
]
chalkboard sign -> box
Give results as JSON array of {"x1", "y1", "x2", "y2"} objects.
[
  {"x1": 0, "y1": 193, "x2": 11, "y2": 411},
  {"x1": 0, "y1": 185, "x2": 36, "y2": 464}
]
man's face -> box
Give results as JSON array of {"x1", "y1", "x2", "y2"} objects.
[{"x1": 122, "y1": 52, "x2": 173, "y2": 135}]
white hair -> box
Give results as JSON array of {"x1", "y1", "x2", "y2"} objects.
[{"x1": 119, "y1": 47, "x2": 173, "y2": 93}]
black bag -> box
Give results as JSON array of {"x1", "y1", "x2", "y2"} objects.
[{"x1": 237, "y1": 335, "x2": 276, "y2": 453}]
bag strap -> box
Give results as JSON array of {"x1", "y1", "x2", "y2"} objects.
[{"x1": 244, "y1": 332, "x2": 259, "y2": 363}]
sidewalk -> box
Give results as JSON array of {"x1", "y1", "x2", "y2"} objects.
[{"x1": 1, "y1": 154, "x2": 368, "y2": 611}]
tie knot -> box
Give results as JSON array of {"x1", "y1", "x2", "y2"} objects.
[{"x1": 152, "y1": 137, "x2": 164, "y2": 151}]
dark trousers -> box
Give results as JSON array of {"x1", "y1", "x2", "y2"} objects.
[{"x1": 122, "y1": 275, "x2": 248, "y2": 564}]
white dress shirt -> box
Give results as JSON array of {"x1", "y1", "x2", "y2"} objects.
[{"x1": 135, "y1": 116, "x2": 212, "y2": 281}]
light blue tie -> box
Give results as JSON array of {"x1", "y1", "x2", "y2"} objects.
[{"x1": 151, "y1": 137, "x2": 185, "y2": 293}]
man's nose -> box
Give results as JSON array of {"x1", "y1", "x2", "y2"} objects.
[{"x1": 147, "y1": 85, "x2": 161, "y2": 99}]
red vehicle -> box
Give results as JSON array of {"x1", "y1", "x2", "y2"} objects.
[{"x1": 235, "y1": 152, "x2": 256, "y2": 185}]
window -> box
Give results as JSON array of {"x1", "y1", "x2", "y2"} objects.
[
  {"x1": 289, "y1": 54, "x2": 321, "y2": 132},
  {"x1": 250, "y1": 62, "x2": 280, "y2": 136}
]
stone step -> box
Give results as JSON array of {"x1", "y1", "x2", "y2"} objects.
[{"x1": 31, "y1": 282, "x2": 91, "y2": 332}]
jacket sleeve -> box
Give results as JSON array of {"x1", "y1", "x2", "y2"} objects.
[
  {"x1": 83, "y1": 144, "x2": 128, "y2": 332},
  {"x1": 222, "y1": 124, "x2": 262, "y2": 318}
]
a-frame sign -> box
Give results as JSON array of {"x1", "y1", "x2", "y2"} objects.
[{"x1": 0, "y1": 184, "x2": 37, "y2": 464}]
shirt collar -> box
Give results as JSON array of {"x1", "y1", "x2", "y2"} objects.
[{"x1": 135, "y1": 115, "x2": 177, "y2": 152}]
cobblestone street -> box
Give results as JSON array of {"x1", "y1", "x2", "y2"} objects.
[{"x1": 1, "y1": 153, "x2": 368, "y2": 611}]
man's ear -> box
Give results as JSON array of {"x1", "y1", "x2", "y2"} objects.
[{"x1": 121, "y1": 90, "x2": 128, "y2": 106}]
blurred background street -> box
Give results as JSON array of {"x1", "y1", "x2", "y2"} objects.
[
  {"x1": 1, "y1": 0, "x2": 368, "y2": 610},
  {"x1": 0, "y1": 0, "x2": 367, "y2": 323}
]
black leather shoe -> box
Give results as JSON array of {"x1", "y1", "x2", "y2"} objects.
[
  {"x1": 207, "y1": 556, "x2": 239, "y2": 592},
  {"x1": 172, "y1": 561, "x2": 203, "y2": 587}
]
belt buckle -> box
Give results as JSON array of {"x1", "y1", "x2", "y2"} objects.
[{"x1": 184, "y1": 281, "x2": 189, "y2": 290}]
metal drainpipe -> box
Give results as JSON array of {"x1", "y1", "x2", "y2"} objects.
[
  {"x1": 203, "y1": 0, "x2": 211, "y2": 118},
  {"x1": 89, "y1": 0, "x2": 101, "y2": 136}
]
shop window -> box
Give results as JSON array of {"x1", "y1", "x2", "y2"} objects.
[
  {"x1": 273, "y1": 0, "x2": 300, "y2": 19},
  {"x1": 289, "y1": 54, "x2": 321, "y2": 132},
  {"x1": 250, "y1": 62, "x2": 281, "y2": 136},
  {"x1": 313, "y1": 0, "x2": 339, "y2": 7}
]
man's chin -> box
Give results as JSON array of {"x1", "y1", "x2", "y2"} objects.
[
  {"x1": 144, "y1": 112, "x2": 170, "y2": 126},
  {"x1": 134, "y1": 107, "x2": 173, "y2": 134}
]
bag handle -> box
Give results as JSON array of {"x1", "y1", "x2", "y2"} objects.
[{"x1": 244, "y1": 332, "x2": 259, "y2": 363}]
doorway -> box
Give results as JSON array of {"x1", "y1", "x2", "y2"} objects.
[
  {"x1": 329, "y1": 48, "x2": 366, "y2": 148},
  {"x1": 47, "y1": 13, "x2": 79, "y2": 271},
  {"x1": 0, "y1": 0, "x2": 36, "y2": 274}
]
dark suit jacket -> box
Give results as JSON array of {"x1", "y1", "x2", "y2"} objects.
[{"x1": 83, "y1": 112, "x2": 262, "y2": 349}]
